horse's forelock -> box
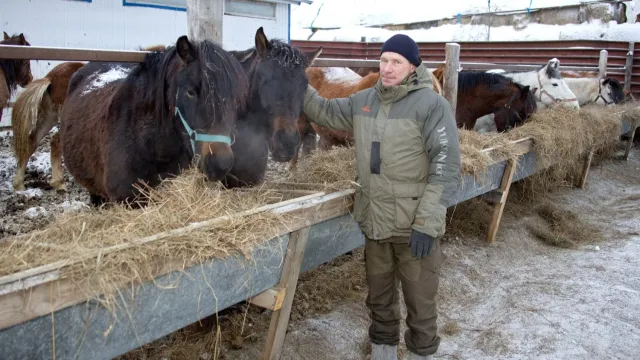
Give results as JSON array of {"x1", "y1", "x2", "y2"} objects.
[
  {"x1": 605, "y1": 77, "x2": 625, "y2": 103},
  {"x1": 265, "y1": 39, "x2": 309, "y2": 69},
  {"x1": 543, "y1": 63, "x2": 562, "y2": 79},
  {"x1": 197, "y1": 40, "x2": 250, "y2": 126}
]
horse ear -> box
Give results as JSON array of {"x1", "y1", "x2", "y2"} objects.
[
  {"x1": 176, "y1": 36, "x2": 196, "y2": 64},
  {"x1": 18, "y1": 33, "x2": 26, "y2": 44},
  {"x1": 3, "y1": 32, "x2": 9, "y2": 40},
  {"x1": 232, "y1": 48, "x2": 255, "y2": 64},
  {"x1": 520, "y1": 85, "x2": 531, "y2": 98},
  {"x1": 602, "y1": 78, "x2": 611, "y2": 86},
  {"x1": 255, "y1": 27, "x2": 270, "y2": 58},
  {"x1": 305, "y1": 46, "x2": 323, "y2": 67},
  {"x1": 530, "y1": 87, "x2": 538, "y2": 95}
]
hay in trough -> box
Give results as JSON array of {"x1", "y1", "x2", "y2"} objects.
[
  {"x1": 0, "y1": 168, "x2": 301, "y2": 307},
  {"x1": 286, "y1": 145, "x2": 357, "y2": 189}
]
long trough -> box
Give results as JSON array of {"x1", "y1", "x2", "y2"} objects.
[{"x1": 0, "y1": 118, "x2": 633, "y2": 360}]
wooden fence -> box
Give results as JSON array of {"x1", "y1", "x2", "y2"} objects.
[{"x1": 291, "y1": 39, "x2": 639, "y2": 97}]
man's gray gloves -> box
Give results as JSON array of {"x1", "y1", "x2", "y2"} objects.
[{"x1": 408, "y1": 230, "x2": 435, "y2": 259}]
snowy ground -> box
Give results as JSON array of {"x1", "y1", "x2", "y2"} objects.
[{"x1": 215, "y1": 145, "x2": 640, "y2": 360}]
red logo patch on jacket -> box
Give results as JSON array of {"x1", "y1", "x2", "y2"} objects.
[{"x1": 361, "y1": 105, "x2": 371, "y2": 112}]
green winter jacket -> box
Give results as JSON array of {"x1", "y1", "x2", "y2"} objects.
[{"x1": 302, "y1": 63, "x2": 461, "y2": 240}]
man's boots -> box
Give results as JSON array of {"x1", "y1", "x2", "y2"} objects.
[{"x1": 370, "y1": 343, "x2": 398, "y2": 360}]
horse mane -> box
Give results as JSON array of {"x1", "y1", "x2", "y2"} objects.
[
  {"x1": 604, "y1": 77, "x2": 625, "y2": 103},
  {"x1": 0, "y1": 34, "x2": 27, "y2": 95},
  {"x1": 129, "y1": 40, "x2": 249, "y2": 127},
  {"x1": 266, "y1": 38, "x2": 311, "y2": 69},
  {"x1": 543, "y1": 63, "x2": 562, "y2": 79},
  {"x1": 457, "y1": 71, "x2": 513, "y2": 93}
]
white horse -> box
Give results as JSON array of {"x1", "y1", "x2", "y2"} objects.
[
  {"x1": 562, "y1": 77, "x2": 625, "y2": 106},
  {"x1": 488, "y1": 58, "x2": 580, "y2": 110}
]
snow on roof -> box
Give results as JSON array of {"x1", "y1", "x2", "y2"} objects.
[
  {"x1": 292, "y1": 0, "x2": 626, "y2": 29},
  {"x1": 295, "y1": 20, "x2": 640, "y2": 43}
]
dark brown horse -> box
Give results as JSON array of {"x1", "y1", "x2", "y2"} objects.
[
  {"x1": 1, "y1": 32, "x2": 33, "y2": 109},
  {"x1": 221, "y1": 27, "x2": 322, "y2": 188},
  {"x1": 11, "y1": 61, "x2": 85, "y2": 192},
  {"x1": 59, "y1": 36, "x2": 249, "y2": 205},
  {"x1": 431, "y1": 66, "x2": 537, "y2": 132}
]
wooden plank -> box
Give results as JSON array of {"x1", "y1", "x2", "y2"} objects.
[
  {"x1": 0, "y1": 190, "x2": 354, "y2": 331},
  {"x1": 262, "y1": 227, "x2": 311, "y2": 360},
  {"x1": 625, "y1": 42, "x2": 634, "y2": 94},
  {"x1": 0, "y1": 44, "x2": 146, "y2": 62},
  {"x1": 577, "y1": 150, "x2": 595, "y2": 189},
  {"x1": 248, "y1": 286, "x2": 286, "y2": 311},
  {"x1": 599, "y1": 50, "x2": 608, "y2": 78},
  {"x1": 186, "y1": 0, "x2": 223, "y2": 44},
  {"x1": 487, "y1": 159, "x2": 517, "y2": 243},
  {"x1": 444, "y1": 43, "x2": 460, "y2": 117},
  {"x1": 624, "y1": 125, "x2": 638, "y2": 160}
]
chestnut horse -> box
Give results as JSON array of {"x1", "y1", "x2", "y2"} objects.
[
  {"x1": 11, "y1": 62, "x2": 85, "y2": 192},
  {"x1": 1, "y1": 32, "x2": 33, "y2": 110},
  {"x1": 221, "y1": 27, "x2": 322, "y2": 188},
  {"x1": 432, "y1": 65, "x2": 537, "y2": 132},
  {"x1": 59, "y1": 36, "x2": 249, "y2": 205}
]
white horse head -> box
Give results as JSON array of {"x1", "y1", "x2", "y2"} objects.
[
  {"x1": 496, "y1": 58, "x2": 580, "y2": 110},
  {"x1": 563, "y1": 76, "x2": 626, "y2": 106}
]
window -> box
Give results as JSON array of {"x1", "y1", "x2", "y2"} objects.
[
  {"x1": 224, "y1": 0, "x2": 276, "y2": 19},
  {"x1": 122, "y1": 0, "x2": 186, "y2": 12}
]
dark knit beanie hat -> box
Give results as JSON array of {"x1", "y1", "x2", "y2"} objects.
[{"x1": 380, "y1": 34, "x2": 421, "y2": 67}]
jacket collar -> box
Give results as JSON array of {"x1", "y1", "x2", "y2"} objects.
[{"x1": 375, "y1": 63, "x2": 433, "y2": 104}]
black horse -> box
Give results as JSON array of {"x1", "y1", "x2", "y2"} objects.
[{"x1": 222, "y1": 27, "x2": 322, "y2": 188}]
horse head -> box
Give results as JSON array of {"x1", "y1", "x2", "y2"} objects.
[
  {"x1": 173, "y1": 35, "x2": 249, "y2": 181},
  {"x1": 232, "y1": 27, "x2": 322, "y2": 162},
  {"x1": 600, "y1": 77, "x2": 626, "y2": 105},
  {"x1": 494, "y1": 84, "x2": 537, "y2": 132},
  {"x1": 2, "y1": 32, "x2": 33, "y2": 88},
  {"x1": 534, "y1": 58, "x2": 579, "y2": 110}
]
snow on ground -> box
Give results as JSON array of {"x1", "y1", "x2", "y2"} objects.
[
  {"x1": 292, "y1": 0, "x2": 636, "y2": 29},
  {"x1": 294, "y1": 20, "x2": 640, "y2": 42}
]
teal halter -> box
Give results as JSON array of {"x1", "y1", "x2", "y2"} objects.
[{"x1": 174, "y1": 92, "x2": 233, "y2": 154}]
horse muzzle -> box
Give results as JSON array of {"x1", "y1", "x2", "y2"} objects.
[
  {"x1": 270, "y1": 124, "x2": 301, "y2": 162},
  {"x1": 198, "y1": 142, "x2": 234, "y2": 181}
]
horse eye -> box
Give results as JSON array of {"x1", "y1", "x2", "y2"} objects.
[
  {"x1": 551, "y1": 83, "x2": 558, "y2": 87},
  {"x1": 186, "y1": 89, "x2": 196, "y2": 98}
]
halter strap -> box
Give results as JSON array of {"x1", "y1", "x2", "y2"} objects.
[
  {"x1": 174, "y1": 92, "x2": 232, "y2": 154},
  {"x1": 501, "y1": 90, "x2": 522, "y2": 130},
  {"x1": 593, "y1": 80, "x2": 613, "y2": 106},
  {"x1": 536, "y1": 72, "x2": 577, "y2": 105}
]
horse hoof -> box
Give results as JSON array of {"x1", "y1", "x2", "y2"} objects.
[
  {"x1": 12, "y1": 179, "x2": 25, "y2": 192},
  {"x1": 51, "y1": 181, "x2": 67, "y2": 193}
]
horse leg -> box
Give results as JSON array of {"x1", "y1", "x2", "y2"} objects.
[
  {"x1": 90, "y1": 194, "x2": 107, "y2": 207},
  {"x1": 50, "y1": 131, "x2": 66, "y2": 192}
]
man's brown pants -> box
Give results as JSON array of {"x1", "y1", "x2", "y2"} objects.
[{"x1": 364, "y1": 235, "x2": 443, "y2": 356}]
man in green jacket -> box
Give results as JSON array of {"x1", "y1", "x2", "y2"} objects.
[{"x1": 302, "y1": 34, "x2": 461, "y2": 360}]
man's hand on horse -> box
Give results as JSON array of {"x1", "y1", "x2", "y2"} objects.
[{"x1": 408, "y1": 230, "x2": 435, "y2": 259}]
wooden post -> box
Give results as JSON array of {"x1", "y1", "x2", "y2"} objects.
[
  {"x1": 598, "y1": 49, "x2": 608, "y2": 79},
  {"x1": 444, "y1": 43, "x2": 460, "y2": 117},
  {"x1": 577, "y1": 149, "x2": 594, "y2": 189},
  {"x1": 262, "y1": 226, "x2": 311, "y2": 360},
  {"x1": 624, "y1": 42, "x2": 634, "y2": 95},
  {"x1": 623, "y1": 125, "x2": 638, "y2": 161},
  {"x1": 186, "y1": 0, "x2": 224, "y2": 43},
  {"x1": 486, "y1": 159, "x2": 517, "y2": 243}
]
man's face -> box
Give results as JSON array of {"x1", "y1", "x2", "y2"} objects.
[{"x1": 379, "y1": 51, "x2": 416, "y2": 87}]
